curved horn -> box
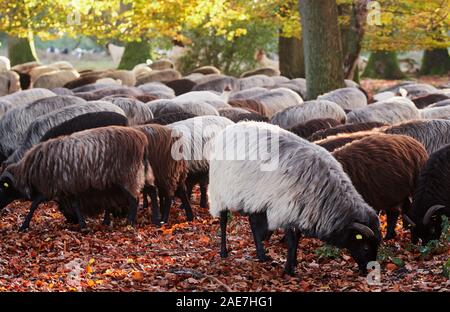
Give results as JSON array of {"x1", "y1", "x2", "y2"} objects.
[
  {"x1": 402, "y1": 214, "x2": 416, "y2": 228},
  {"x1": 423, "y1": 205, "x2": 445, "y2": 225},
  {"x1": 350, "y1": 222, "x2": 375, "y2": 238}
]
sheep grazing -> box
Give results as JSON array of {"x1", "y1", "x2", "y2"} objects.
[
  {"x1": 346, "y1": 97, "x2": 420, "y2": 125},
  {"x1": 0, "y1": 126, "x2": 151, "y2": 230},
  {"x1": 0, "y1": 95, "x2": 86, "y2": 161},
  {"x1": 133, "y1": 124, "x2": 191, "y2": 223},
  {"x1": 3, "y1": 101, "x2": 126, "y2": 167},
  {"x1": 146, "y1": 112, "x2": 197, "y2": 125},
  {"x1": 102, "y1": 97, "x2": 154, "y2": 125},
  {"x1": 332, "y1": 134, "x2": 428, "y2": 239},
  {"x1": 381, "y1": 119, "x2": 450, "y2": 155},
  {"x1": 420, "y1": 106, "x2": 450, "y2": 119},
  {"x1": 276, "y1": 78, "x2": 307, "y2": 98},
  {"x1": 400, "y1": 83, "x2": 438, "y2": 98},
  {"x1": 136, "y1": 69, "x2": 182, "y2": 85},
  {"x1": 407, "y1": 144, "x2": 450, "y2": 244},
  {"x1": 229, "y1": 87, "x2": 268, "y2": 101},
  {"x1": 0, "y1": 56, "x2": 10, "y2": 72},
  {"x1": 412, "y1": 93, "x2": 449, "y2": 109},
  {"x1": 288, "y1": 118, "x2": 341, "y2": 139},
  {"x1": 314, "y1": 131, "x2": 376, "y2": 152},
  {"x1": 241, "y1": 67, "x2": 280, "y2": 78},
  {"x1": 250, "y1": 87, "x2": 303, "y2": 117},
  {"x1": 74, "y1": 86, "x2": 143, "y2": 101},
  {"x1": 229, "y1": 99, "x2": 268, "y2": 117},
  {"x1": 190, "y1": 66, "x2": 221, "y2": 75},
  {"x1": 429, "y1": 99, "x2": 450, "y2": 108},
  {"x1": 209, "y1": 122, "x2": 380, "y2": 275},
  {"x1": 0, "y1": 99, "x2": 14, "y2": 118},
  {"x1": 317, "y1": 87, "x2": 368, "y2": 111},
  {"x1": 174, "y1": 91, "x2": 230, "y2": 109},
  {"x1": 0, "y1": 71, "x2": 20, "y2": 96},
  {"x1": 40, "y1": 112, "x2": 129, "y2": 142},
  {"x1": 308, "y1": 122, "x2": 386, "y2": 141},
  {"x1": 176, "y1": 101, "x2": 219, "y2": 117},
  {"x1": 138, "y1": 82, "x2": 176, "y2": 99},
  {"x1": 164, "y1": 79, "x2": 196, "y2": 96},
  {"x1": 150, "y1": 59, "x2": 174, "y2": 70},
  {"x1": 64, "y1": 75, "x2": 101, "y2": 89},
  {"x1": 169, "y1": 116, "x2": 234, "y2": 209},
  {"x1": 51, "y1": 88, "x2": 74, "y2": 96},
  {"x1": 238, "y1": 75, "x2": 275, "y2": 90},
  {"x1": 192, "y1": 76, "x2": 238, "y2": 93},
  {"x1": 0, "y1": 88, "x2": 56, "y2": 108},
  {"x1": 271, "y1": 100, "x2": 346, "y2": 129},
  {"x1": 33, "y1": 69, "x2": 80, "y2": 89},
  {"x1": 218, "y1": 107, "x2": 269, "y2": 123}
]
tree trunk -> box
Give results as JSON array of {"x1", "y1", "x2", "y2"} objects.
[
  {"x1": 278, "y1": 35, "x2": 305, "y2": 78},
  {"x1": 420, "y1": 48, "x2": 450, "y2": 76},
  {"x1": 118, "y1": 41, "x2": 152, "y2": 70},
  {"x1": 7, "y1": 36, "x2": 38, "y2": 66},
  {"x1": 299, "y1": 0, "x2": 345, "y2": 100},
  {"x1": 362, "y1": 51, "x2": 405, "y2": 79}
]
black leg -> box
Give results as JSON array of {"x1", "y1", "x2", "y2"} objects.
[
  {"x1": 142, "y1": 187, "x2": 149, "y2": 210},
  {"x1": 102, "y1": 209, "x2": 111, "y2": 226},
  {"x1": 161, "y1": 194, "x2": 173, "y2": 224},
  {"x1": 148, "y1": 186, "x2": 161, "y2": 225},
  {"x1": 19, "y1": 194, "x2": 46, "y2": 232},
  {"x1": 284, "y1": 227, "x2": 301, "y2": 276},
  {"x1": 199, "y1": 177, "x2": 209, "y2": 208},
  {"x1": 220, "y1": 210, "x2": 228, "y2": 258},
  {"x1": 249, "y1": 212, "x2": 270, "y2": 262},
  {"x1": 71, "y1": 199, "x2": 87, "y2": 230},
  {"x1": 176, "y1": 186, "x2": 194, "y2": 221},
  {"x1": 385, "y1": 208, "x2": 400, "y2": 240},
  {"x1": 185, "y1": 179, "x2": 194, "y2": 200},
  {"x1": 120, "y1": 187, "x2": 138, "y2": 226}
]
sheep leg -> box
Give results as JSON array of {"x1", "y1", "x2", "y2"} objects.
[
  {"x1": 220, "y1": 210, "x2": 228, "y2": 258},
  {"x1": 199, "y1": 176, "x2": 209, "y2": 208},
  {"x1": 385, "y1": 208, "x2": 400, "y2": 240},
  {"x1": 102, "y1": 210, "x2": 111, "y2": 226},
  {"x1": 19, "y1": 194, "x2": 46, "y2": 232},
  {"x1": 249, "y1": 212, "x2": 271, "y2": 262},
  {"x1": 121, "y1": 188, "x2": 138, "y2": 226},
  {"x1": 148, "y1": 186, "x2": 161, "y2": 225},
  {"x1": 72, "y1": 200, "x2": 87, "y2": 230},
  {"x1": 161, "y1": 195, "x2": 173, "y2": 224},
  {"x1": 176, "y1": 186, "x2": 194, "y2": 221},
  {"x1": 284, "y1": 227, "x2": 301, "y2": 276},
  {"x1": 142, "y1": 186, "x2": 149, "y2": 210}
]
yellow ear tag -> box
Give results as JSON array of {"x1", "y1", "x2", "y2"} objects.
[
  {"x1": 356, "y1": 234, "x2": 363, "y2": 240},
  {"x1": 3, "y1": 182, "x2": 9, "y2": 188}
]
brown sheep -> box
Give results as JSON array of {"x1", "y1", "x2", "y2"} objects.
[
  {"x1": 332, "y1": 134, "x2": 428, "y2": 239},
  {"x1": 288, "y1": 118, "x2": 341, "y2": 139},
  {"x1": 228, "y1": 99, "x2": 268, "y2": 117},
  {"x1": 308, "y1": 121, "x2": 386, "y2": 141},
  {"x1": 314, "y1": 131, "x2": 377, "y2": 152}
]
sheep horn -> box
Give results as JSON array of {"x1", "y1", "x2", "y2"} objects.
[
  {"x1": 402, "y1": 214, "x2": 416, "y2": 228},
  {"x1": 0, "y1": 171, "x2": 14, "y2": 184},
  {"x1": 350, "y1": 222, "x2": 375, "y2": 238},
  {"x1": 423, "y1": 205, "x2": 445, "y2": 225}
]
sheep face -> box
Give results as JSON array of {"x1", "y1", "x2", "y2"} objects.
[
  {"x1": 338, "y1": 223, "x2": 379, "y2": 274},
  {"x1": 411, "y1": 205, "x2": 446, "y2": 244},
  {"x1": 0, "y1": 176, "x2": 22, "y2": 209}
]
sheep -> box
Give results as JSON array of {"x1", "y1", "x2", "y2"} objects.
[
  {"x1": 0, "y1": 88, "x2": 56, "y2": 108},
  {"x1": 308, "y1": 122, "x2": 387, "y2": 141},
  {"x1": 33, "y1": 69, "x2": 80, "y2": 89},
  {"x1": 0, "y1": 99, "x2": 14, "y2": 118},
  {"x1": 102, "y1": 97, "x2": 154, "y2": 125},
  {"x1": 241, "y1": 67, "x2": 280, "y2": 78},
  {"x1": 136, "y1": 69, "x2": 182, "y2": 85},
  {"x1": 29, "y1": 65, "x2": 60, "y2": 82},
  {"x1": 346, "y1": 97, "x2": 420, "y2": 125},
  {"x1": 183, "y1": 73, "x2": 207, "y2": 83},
  {"x1": 381, "y1": 119, "x2": 450, "y2": 155},
  {"x1": 276, "y1": 78, "x2": 307, "y2": 98},
  {"x1": 147, "y1": 99, "x2": 183, "y2": 117},
  {"x1": 190, "y1": 66, "x2": 221, "y2": 75},
  {"x1": 133, "y1": 124, "x2": 191, "y2": 223},
  {"x1": 250, "y1": 87, "x2": 303, "y2": 117},
  {"x1": 420, "y1": 106, "x2": 450, "y2": 119},
  {"x1": 317, "y1": 87, "x2": 368, "y2": 111},
  {"x1": 192, "y1": 76, "x2": 239, "y2": 93},
  {"x1": 169, "y1": 116, "x2": 234, "y2": 208},
  {"x1": 271, "y1": 76, "x2": 290, "y2": 84},
  {"x1": 71, "y1": 83, "x2": 112, "y2": 93},
  {"x1": 174, "y1": 91, "x2": 230, "y2": 109},
  {"x1": 74, "y1": 86, "x2": 143, "y2": 101},
  {"x1": 51, "y1": 88, "x2": 74, "y2": 96},
  {"x1": 411, "y1": 93, "x2": 449, "y2": 109},
  {"x1": 0, "y1": 95, "x2": 86, "y2": 160},
  {"x1": 101, "y1": 70, "x2": 136, "y2": 86},
  {"x1": 406, "y1": 144, "x2": 450, "y2": 244},
  {"x1": 164, "y1": 79, "x2": 196, "y2": 96},
  {"x1": 288, "y1": 118, "x2": 341, "y2": 139},
  {"x1": 400, "y1": 83, "x2": 439, "y2": 98},
  {"x1": 238, "y1": 75, "x2": 275, "y2": 90},
  {"x1": 137, "y1": 82, "x2": 176, "y2": 99},
  {"x1": 150, "y1": 59, "x2": 174, "y2": 70},
  {"x1": 229, "y1": 99, "x2": 269, "y2": 117},
  {"x1": 0, "y1": 126, "x2": 152, "y2": 230},
  {"x1": 229, "y1": 87, "x2": 268, "y2": 101},
  {"x1": 177, "y1": 101, "x2": 219, "y2": 116},
  {"x1": 429, "y1": 99, "x2": 450, "y2": 108},
  {"x1": 40, "y1": 111, "x2": 129, "y2": 142},
  {"x1": 314, "y1": 131, "x2": 376, "y2": 152},
  {"x1": 3, "y1": 101, "x2": 126, "y2": 167},
  {"x1": 146, "y1": 112, "x2": 197, "y2": 125},
  {"x1": 332, "y1": 134, "x2": 428, "y2": 239},
  {"x1": 271, "y1": 100, "x2": 346, "y2": 129},
  {"x1": 209, "y1": 121, "x2": 381, "y2": 275},
  {"x1": 220, "y1": 110, "x2": 269, "y2": 123},
  {"x1": 0, "y1": 56, "x2": 10, "y2": 72},
  {"x1": 0, "y1": 71, "x2": 21, "y2": 96}
]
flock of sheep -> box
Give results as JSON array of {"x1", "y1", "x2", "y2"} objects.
[{"x1": 0, "y1": 55, "x2": 449, "y2": 277}]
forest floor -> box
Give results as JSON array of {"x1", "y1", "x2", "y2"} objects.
[{"x1": 0, "y1": 76, "x2": 449, "y2": 292}]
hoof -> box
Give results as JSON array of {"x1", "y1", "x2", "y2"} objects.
[
  {"x1": 186, "y1": 214, "x2": 194, "y2": 222},
  {"x1": 257, "y1": 254, "x2": 272, "y2": 262},
  {"x1": 283, "y1": 268, "x2": 296, "y2": 277},
  {"x1": 18, "y1": 225, "x2": 29, "y2": 232},
  {"x1": 80, "y1": 227, "x2": 90, "y2": 233},
  {"x1": 220, "y1": 250, "x2": 228, "y2": 258}
]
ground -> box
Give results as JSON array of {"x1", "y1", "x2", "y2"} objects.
[{"x1": 0, "y1": 77, "x2": 449, "y2": 292}]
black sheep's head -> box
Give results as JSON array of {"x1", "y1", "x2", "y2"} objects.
[
  {"x1": 342, "y1": 222, "x2": 380, "y2": 275},
  {"x1": 412, "y1": 205, "x2": 446, "y2": 245},
  {"x1": 0, "y1": 172, "x2": 22, "y2": 210}
]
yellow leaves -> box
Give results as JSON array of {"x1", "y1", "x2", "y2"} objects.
[{"x1": 130, "y1": 271, "x2": 144, "y2": 281}]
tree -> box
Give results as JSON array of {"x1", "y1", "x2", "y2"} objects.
[
  {"x1": 420, "y1": 48, "x2": 450, "y2": 76},
  {"x1": 299, "y1": 0, "x2": 345, "y2": 100},
  {"x1": 362, "y1": 51, "x2": 405, "y2": 79}
]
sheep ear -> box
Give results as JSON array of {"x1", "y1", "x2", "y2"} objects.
[
  {"x1": 349, "y1": 222, "x2": 375, "y2": 239},
  {"x1": 423, "y1": 205, "x2": 445, "y2": 225}
]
